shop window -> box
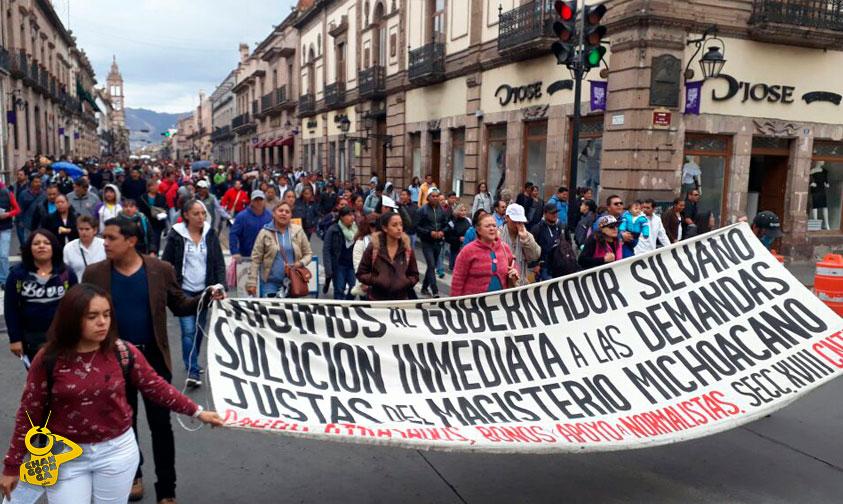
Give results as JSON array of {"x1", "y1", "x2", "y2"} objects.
[
  {"x1": 570, "y1": 116, "x2": 603, "y2": 201},
  {"x1": 684, "y1": 134, "x2": 731, "y2": 225},
  {"x1": 487, "y1": 124, "x2": 507, "y2": 198},
  {"x1": 317, "y1": 142, "x2": 323, "y2": 171},
  {"x1": 810, "y1": 141, "x2": 843, "y2": 231},
  {"x1": 348, "y1": 139, "x2": 357, "y2": 175},
  {"x1": 329, "y1": 141, "x2": 337, "y2": 176},
  {"x1": 451, "y1": 129, "x2": 465, "y2": 197},
  {"x1": 339, "y1": 139, "x2": 347, "y2": 182},
  {"x1": 524, "y1": 121, "x2": 547, "y2": 197},
  {"x1": 411, "y1": 132, "x2": 422, "y2": 180}
]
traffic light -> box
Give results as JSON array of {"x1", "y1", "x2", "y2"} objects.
[
  {"x1": 161, "y1": 132, "x2": 171, "y2": 137},
  {"x1": 551, "y1": 1, "x2": 577, "y2": 67},
  {"x1": 583, "y1": 4, "x2": 608, "y2": 71}
]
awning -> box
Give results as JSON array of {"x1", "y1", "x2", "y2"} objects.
[
  {"x1": 277, "y1": 135, "x2": 294, "y2": 147},
  {"x1": 267, "y1": 137, "x2": 283, "y2": 147},
  {"x1": 253, "y1": 140, "x2": 268, "y2": 149}
]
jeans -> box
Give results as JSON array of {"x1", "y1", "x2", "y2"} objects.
[
  {"x1": 260, "y1": 277, "x2": 284, "y2": 298},
  {"x1": 178, "y1": 289, "x2": 206, "y2": 376},
  {"x1": 126, "y1": 344, "x2": 177, "y2": 501},
  {"x1": 14, "y1": 221, "x2": 26, "y2": 251},
  {"x1": 435, "y1": 241, "x2": 445, "y2": 272},
  {"x1": 410, "y1": 233, "x2": 416, "y2": 250},
  {"x1": 43, "y1": 428, "x2": 139, "y2": 504},
  {"x1": 332, "y1": 264, "x2": 356, "y2": 300},
  {"x1": 421, "y1": 241, "x2": 441, "y2": 293},
  {"x1": 0, "y1": 229, "x2": 11, "y2": 283},
  {"x1": 449, "y1": 243, "x2": 458, "y2": 271}
]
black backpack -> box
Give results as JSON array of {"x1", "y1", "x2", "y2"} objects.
[{"x1": 41, "y1": 339, "x2": 134, "y2": 425}]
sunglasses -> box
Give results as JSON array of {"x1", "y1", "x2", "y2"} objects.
[{"x1": 611, "y1": 201, "x2": 624, "y2": 206}]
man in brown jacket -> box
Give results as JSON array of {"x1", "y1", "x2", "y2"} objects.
[
  {"x1": 82, "y1": 217, "x2": 223, "y2": 504},
  {"x1": 662, "y1": 198, "x2": 686, "y2": 243}
]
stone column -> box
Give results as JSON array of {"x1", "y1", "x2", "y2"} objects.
[
  {"x1": 386, "y1": 92, "x2": 407, "y2": 187},
  {"x1": 783, "y1": 134, "x2": 813, "y2": 256},
  {"x1": 464, "y1": 73, "x2": 482, "y2": 200},
  {"x1": 439, "y1": 127, "x2": 451, "y2": 192},
  {"x1": 505, "y1": 117, "x2": 523, "y2": 197}
]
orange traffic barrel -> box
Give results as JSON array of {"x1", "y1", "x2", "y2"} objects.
[
  {"x1": 770, "y1": 249, "x2": 785, "y2": 263},
  {"x1": 815, "y1": 254, "x2": 843, "y2": 317}
]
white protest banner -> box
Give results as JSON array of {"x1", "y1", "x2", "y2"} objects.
[{"x1": 208, "y1": 224, "x2": 843, "y2": 453}]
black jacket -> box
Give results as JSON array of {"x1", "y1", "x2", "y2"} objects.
[
  {"x1": 322, "y1": 223, "x2": 345, "y2": 277},
  {"x1": 42, "y1": 209, "x2": 79, "y2": 253},
  {"x1": 161, "y1": 227, "x2": 227, "y2": 289},
  {"x1": 530, "y1": 218, "x2": 564, "y2": 264},
  {"x1": 318, "y1": 191, "x2": 338, "y2": 216},
  {"x1": 548, "y1": 239, "x2": 579, "y2": 278},
  {"x1": 445, "y1": 216, "x2": 472, "y2": 249},
  {"x1": 415, "y1": 203, "x2": 448, "y2": 244},
  {"x1": 31, "y1": 198, "x2": 52, "y2": 231},
  {"x1": 398, "y1": 202, "x2": 418, "y2": 235},
  {"x1": 293, "y1": 198, "x2": 319, "y2": 231},
  {"x1": 137, "y1": 192, "x2": 168, "y2": 231}
]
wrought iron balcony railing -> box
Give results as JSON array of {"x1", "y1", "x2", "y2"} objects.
[
  {"x1": 497, "y1": 1, "x2": 555, "y2": 56},
  {"x1": 0, "y1": 46, "x2": 9, "y2": 73},
  {"x1": 324, "y1": 82, "x2": 346, "y2": 108},
  {"x1": 261, "y1": 92, "x2": 274, "y2": 112},
  {"x1": 9, "y1": 49, "x2": 26, "y2": 79},
  {"x1": 211, "y1": 125, "x2": 232, "y2": 141},
  {"x1": 275, "y1": 85, "x2": 287, "y2": 105},
  {"x1": 299, "y1": 93, "x2": 315, "y2": 116},
  {"x1": 358, "y1": 66, "x2": 385, "y2": 98},
  {"x1": 251, "y1": 100, "x2": 259, "y2": 116},
  {"x1": 232, "y1": 113, "x2": 251, "y2": 130},
  {"x1": 409, "y1": 41, "x2": 445, "y2": 83},
  {"x1": 750, "y1": 0, "x2": 843, "y2": 31}
]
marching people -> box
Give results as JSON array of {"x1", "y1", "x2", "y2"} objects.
[
  {"x1": 418, "y1": 173, "x2": 436, "y2": 208},
  {"x1": 363, "y1": 183, "x2": 383, "y2": 215},
  {"x1": 138, "y1": 179, "x2": 168, "y2": 255},
  {"x1": 162, "y1": 199, "x2": 226, "y2": 388},
  {"x1": 317, "y1": 197, "x2": 348, "y2": 239},
  {"x1": 68, "y1": 177, "x2": 100, "y2": 219},
  {"x1": 31, "y1": 184, "x2": 60, "y2": 231},
  {"x1": 246, "y1": 200, "x2": 312, "y2": 298},
  {"x1": 351, "y1": 213, "x2": 380, "y2": 299},
  {"x1": 526, "y1": 185, "x2": 545, "y2": 228},
  {"x1": 618, "y1": 200, "x2": 649, "y2": 258},
  {"x1": 493, "y1": 199, "x2": 507, "y2": 227},
  {"x1": 574, "y1": 198, "x2": 597, "y2": 248},
  {"x1": 5, "y1": 229, "x2": 77, "y2": 361},
  {"x1": 122, "y1": 167, "x2": 148, "y2": 202},
  {"x1": 547, "y1": 186, "x2": 569, "y2": 230},
  {"x1": 195, "y1": 180, "x2": 231, "y2": 232},
  {"x1": 450, "y1": 213, "x2": 519, "y2": 297},
  {"x1": 578, "y1": 215, "x2": 623, "y2": 270},
  {"x1": 220, "y1": 179, "x2": 249, "y2": 217},
  {"x1": 0, "y1": 284, "x2": 224, "y2": 504},
  {"x1": 263, "y1": 185, "x2": 280, "y2": 210},
  {"x1": 355, "y1": 212, "x2": 419, "y2": 301},
  {"x1": 415, "y1": 188, "x2": 448, "y2": 298},
  {"x1": 230, "y1": 190, "x2": 272, "y2": 297},
  {"x1": 445, "y1": 203, "x2": 472, "y2": 271},
  {"x1": 498, "y1": 203, "x2": 541, "y2": 287},
  {"x1": 42, "y1": 193, "x2": 78, "y2": 254},
  {"x1": 662, "y1": 197, "x2": 686, "y2": 244},
  {"x1": 530, "y1": 202, "x2": 565, "y2": 281},
  {"x1": 397, "y1": 189, "x2": 418, "y2": 248},
  {"x1": 634, "y1": 198, "x2": 670, "y2": 254},
  {"x1": 323, "y1": 206, "x2": 358, "y2": 300},
  {"x1": 694, "y1": 210, "x2": 717, "y2": 236},
  {"x1": 293, "y1": 186, "x2": 319, "y2": 239},
  {"x1": 94, "y1": 184, "x2": 123, "y2": 234},
  {"x1": 63, "y1": 216, "x2": 106, "y2": 282},
  {"x1": 471, "y1": 181, "x2": 493, "y2": 216},
  {"x1": 350, "y1": 194, "x2": 366, "y2": 225},
  {"x1": 751, "y1": 210, "x2": 783, "y2": 250},
  {"x1": 408, "y1": 176, "x2": 421, "y2": 205},
  {"x1": 118, "y1": 199, "x2": 151, "y2": 255},
  {"x1": 0, "y1": 181, "x2": 20, "y2": 287},
  {"x1": 82, "y1": 217, "x2": 225, "y2": 504},
  {"x1": 461, "y1": 209, "x2": 488, "y2": 249},
  {"x1": 16, "y1": 176, "x2": 44, "y2": 242}
]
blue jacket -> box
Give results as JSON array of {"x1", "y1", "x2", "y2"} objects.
[
  {"x1": 548, "y1": 195, "x2": 569, "y2": 227},
  {"x1": 17, "y1": 189, "x2": 45, "y2": 230},
  {"x1": 229, "y1": 207, "x2": 272, "y2": 256}
]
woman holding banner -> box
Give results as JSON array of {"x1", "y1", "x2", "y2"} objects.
[
  {"x1": 356, "y1": 212, "x2": 419, "y2": 300},
  {"x1": 450, "y1": 213, "x2": 519, "y2": 297},
  {"x1": 578, "y1": 215, "x2": 622, "y2": 270},
  {"x1": 247, "y1": 201, "x2": 312, "y2": 298}
]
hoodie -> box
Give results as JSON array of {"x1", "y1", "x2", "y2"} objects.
[
  {"x1": 161, "y1": 221, "x2": 226, "y2": 292},
  {"x1": 93, "y1": 183, "x2": 123, "y2": 233}
]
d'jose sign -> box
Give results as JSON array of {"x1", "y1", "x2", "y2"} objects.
[{"x1": 208, "y1": 224, "x2": 843, "y2": 453}]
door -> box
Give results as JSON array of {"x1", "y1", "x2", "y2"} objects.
[
  {"x1": 431, "y1": 130, "x2": 441, "y2": 186},
  {"x1": 757, "y1": 156, "x2": 788, "y2": 218}
]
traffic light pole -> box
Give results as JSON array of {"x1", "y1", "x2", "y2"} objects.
[{"x1": 568, "y1": 6, "x2": 587, "y2": 211}]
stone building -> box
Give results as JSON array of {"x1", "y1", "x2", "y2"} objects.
[
  {"x1": 104, "y1": 55, "x2": 128, "y2": 156},
  {"x1": 210, "y1": 70, "x2": 236, "y2": 163},
  {"x1": 293, "y1": 0, "x2": 843, "y2": 258},
  {"x1": 0, "y1": 0, "x2": 100, "y2": 175}
]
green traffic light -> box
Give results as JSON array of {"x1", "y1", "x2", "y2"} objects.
[{"x1": 587, "y1": 46, "x2": 607, "y2": 67}]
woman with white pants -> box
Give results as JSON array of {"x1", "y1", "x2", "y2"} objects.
[{"x1": 0, "y1": 284, "x2": 224, "y2": 503}]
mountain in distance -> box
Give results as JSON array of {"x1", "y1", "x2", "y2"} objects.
[{"x1": 125, "y1": 108, "x2": 189, "y2": 150}]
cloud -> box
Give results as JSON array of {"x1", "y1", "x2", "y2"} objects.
[{"x1": 62, "y1": 0, "x2": 297, "y2": 112}]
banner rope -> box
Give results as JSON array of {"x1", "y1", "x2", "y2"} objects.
[{"x1": 175, "y1": 288, "x2": 214, "y2": 432}]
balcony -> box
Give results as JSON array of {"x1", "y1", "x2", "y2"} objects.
[
  {"x1": 251, "y1": 100, "x2": 259, "y2": 116},
  {"x1": 9, "y1": 50, "x2": 26, "y2": 79},
  {"x1": 261, "y1": 92, "x2": 274, "y2": 113},
  {"x1": 0, "y1": 46, "x2": 9, "y2": 73},
  {"x1": 25, "y1": 59, "x2": 38, "y2": 87},
  {"x1": 39, "y1": 67, "x2": 48, "y2": 92},
  {"x1": 359, "y1": 66, "x2": 385, "y2": 98},
  {"x1": 408, "y1": 41, "x2": 445, "y2": 84},
  {"x1": 497, "y1": 1, "x2": 556, "y2": 58},
  {"x1": 232, "y1": 113, "x2": 253, "y2": 133},
  {"x1": 324, "y1": 82, "x2": 345, "y2": 108},
  {"x1": 50, "y1": 78, "x2": 57, "y2": 102},
  {"x1": 276, "y1": 86, "x2": 296, "y2": 111},
  {"x1": 299, "y1": 93, "x2": 315, "y2": 116},
  {"x1": 749, "y1": 0, "x2": 843, "y2": 48},
  {"x1": 211, "y1": 125, "x2": 233, "y2": 142}
]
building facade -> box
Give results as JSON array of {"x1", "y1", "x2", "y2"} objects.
[
  {"x1": 293, "y1": 0, "x2": 843, "y2": 259},
  {"x1": 103, "y1": 55, "x2": 128, "y2": 156},
  {"x1": 210, "y1": 70, "x2": 236, "y2": 163},
  {"x1": 0, "y1": 0, "x2": 100, "y2": 177}
]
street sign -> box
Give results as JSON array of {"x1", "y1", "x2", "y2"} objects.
[{"x1": 653, "y1": 109, "x2": 671, "y2": 128}]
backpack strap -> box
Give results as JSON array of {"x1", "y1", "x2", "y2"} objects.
[{"x1": 114, "y1": 339, "x2": 134, "y2": 382}]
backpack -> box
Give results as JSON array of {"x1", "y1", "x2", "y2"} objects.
[{"x1": 41, "y1": 339, "x2": 134, "y2": 425}]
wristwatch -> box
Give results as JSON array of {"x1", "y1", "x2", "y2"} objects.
[{"x1": 192, "y1": 405, "x2": 204, "y2": 419}]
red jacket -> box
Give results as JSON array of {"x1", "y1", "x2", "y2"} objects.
[
  {"x1": 158, "y1": 179, "x2": 180, "y2": 209},
  {"x1": 221, "y1": 188, "x2": 249, "y2": 213},
  {"x1": 450, "y1": 237, "x2": 516, "y2": 297}
]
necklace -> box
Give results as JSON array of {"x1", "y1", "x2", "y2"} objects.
[{"x1": 81, "y1": 350, "x2": 97, "y2": 371}]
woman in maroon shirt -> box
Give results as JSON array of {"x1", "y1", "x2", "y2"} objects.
[{"x1": 0, "y1": 283, "x2": 223, "y2": 502}]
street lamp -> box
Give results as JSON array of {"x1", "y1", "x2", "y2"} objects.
[
  {"x1": 7, "y1": 89, "x2": 26, "y2": 111},
  {"x1": 685, "y1": 25, "x2": 727, "y2": 81}
]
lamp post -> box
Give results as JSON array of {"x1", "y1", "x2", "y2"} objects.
[{"x1": 685, "y1": 26, "x2": 727, "y2": 81}]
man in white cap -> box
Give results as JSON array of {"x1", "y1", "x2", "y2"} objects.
[
  {"x1": 499, "y1": 203, "x2": 541, "y2": 287},
  {"x1": 230, "y1": 190, "x2": 272, "y2": 297},
  {"x1": 196, "y1": 179, "x2": 231, "y2": 236}
]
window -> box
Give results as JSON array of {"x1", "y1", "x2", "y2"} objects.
[
  {"x1": 810, "y1": 141, "x2": 843, "y2": 231},
  {"x1": 684, "y1": 134, "x2": 731, "y2": 225},
  {"x1": 524, "y1": 121, "x2": 547, "y2": 197},
  {"x1": 570, "y1": 116, "x2": 603, "y2": 202},
  {"x1": 336, "y1": 42, "x2": 346, "y2": 83},
  {"x1": 339, "y1": 139, "x2": 347, "y2": 181},
  {"x1": 348, "y1": 139, "x2": 357, "y2": 174},
  {"x1": 329, "y1": 141, "x2": 337, "y2": 176},
  {"x1": 432, "y1": 0, "x2": 445, "y2": 41},
  {"x1": 303, "y1": 142, "x2": 309, "y2": 169},
  {"x1": 411, "y1": 132, "x2": 422, "y2": 179},
  {"x1": 487, "y1": 124, "x2": 506, "y2": 197},
  {"x1": 317, "y1": 142, "x2": 323, "y2": 171},
  {"x1": 451, "y1": 129, "x2": 465, "y2": 197}
]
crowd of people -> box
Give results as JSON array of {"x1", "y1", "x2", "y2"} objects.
[{"x1": 0, "y1": 155, "x2": 784, "y2": 504}]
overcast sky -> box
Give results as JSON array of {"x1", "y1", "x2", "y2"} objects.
[{"x1": 56, "y1": 0, "x2": 296, "y2": 113}]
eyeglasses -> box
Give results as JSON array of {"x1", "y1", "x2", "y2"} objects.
[{"x1": 611, "y1": 201, "x2": 624, "y2": 206}]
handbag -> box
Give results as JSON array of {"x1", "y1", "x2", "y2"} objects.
[
  {"x1": 276, "y1": 231, "x2": 311, "y2": 298},
  {"x1": 226, "y1": 260, "x2": 237, "y2": 288}
]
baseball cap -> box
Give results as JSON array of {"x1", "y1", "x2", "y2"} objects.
[
  {"x1": 752, "y1": 211, "x2": 783, "y2": 238},
  {"x1": 196, "y1": 180, "x2": 209, "y2": 189},
  {"x1": 505, "y1": 203, "x2": 528, "y2": 223},
  {"x1": 251, "y1": 190, "x2": 266, "y2": 200},
  {"x1": 543, "y1": 202, "x2": 559, "y2": 214},
  {"x1": 598, "y1": 215, "x2": 620, "y2": 228},
  {"x1": 428, "y1": 187, "x2": 441, "y2": 196},
  {"x1": 382, "y1": 195, "x2": 398, "y2": 209}
]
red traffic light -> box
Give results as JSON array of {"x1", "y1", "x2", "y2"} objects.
[{"x1": 554, "y1": 0, "x2": 575, "y2": 21}]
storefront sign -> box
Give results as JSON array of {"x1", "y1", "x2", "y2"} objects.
[
  {"x1": 208, "y1": 225, "x2": 843, "y2": 453},
  {"x1": 653, "y1": 109, "x2": 671, "y2": 128},
  {"x1": 712, "y1": 74, "x2": 795, "y2": 104},
  {"x1": 612, "y1": 114, "x2": 624, "y2": 126},
  {"x1": 495, "y1": 82, "x2": 543, "y2": 106}
]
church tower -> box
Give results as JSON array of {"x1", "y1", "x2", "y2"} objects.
[{"x1": 106, "y1": 55, "x2": 125, "y2": 127}]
